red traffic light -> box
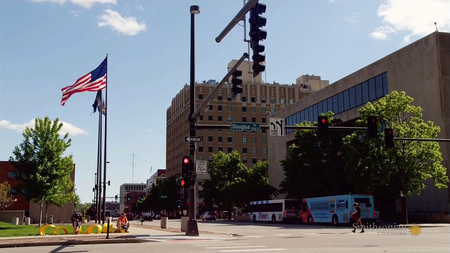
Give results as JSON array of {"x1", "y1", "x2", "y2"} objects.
[
  {"x1": 183, "y1": 157, "x2": 190, "y2": 164},
  {"x1": 181, "y1": 179, "x2": 185, "y2": 187},
  {"x1": 322, "y1": 119, "x2": 326, "y2": 124}
]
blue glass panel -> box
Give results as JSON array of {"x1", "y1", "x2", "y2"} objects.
[
  {"x1": 383, "y1": 72, "x2": 388, "y2": 95},
  {"x1": 322, "y1": 100, "x2": 328, "y2": 115},
  {"x1": 317, "y1": 102, "x2": 322, "y2": 115},
  {"x1": 376, "y1": 75, "x2": 383, "y2": 98},
  {"x1": 327, "y1": 98, "x2": 333, "y2": 113},
  {"x1": 362, "y1": 81, "x2": 369, "y2": 104},
  {"x1": 344, "y1": 90, "x2": 350, "y2": 111},
  {"x1": 308, "y1": 107, "x2": 313, "y2": 122},
  {"x1": 305, "y1": 108, "x2": 309, "y2": 122},
  {"x1": 300, "y1": 110, "x2": 305, "y2": 123},
  {"x1": 333, "y1": 95, "x2": 338, "y2": 113},
  {"x1": 349, "y1": 87, "x2": 356, "y2": 108},
  {"x1": 356, "y1": 84, "x2": 362, "y2": 106},
  {"x1": 369, "y1": 78, "x2": 376, "y2": 101},
  {"x1": 338, "y1": 92, "x2": 344, "y2": 113},
  {"x1": 313, "y1": 104, "x2": 318, "y2": 120}
]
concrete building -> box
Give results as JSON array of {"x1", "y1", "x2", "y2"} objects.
[
  {"x1": 166, "y1": 60, "x2": 328, "y2": 210},
  {"x1": 0, "y1": 161, "x2": 75, "y2": 223},
  {"x1": 146, "y1": 169, "x2": 166, "y2": 189},
  {"x1": 268, "y1": 31, "x2": 450, "y2": 215},
  {"x1": 119, "y1": 183, "x2": 146, "y2": 213}
]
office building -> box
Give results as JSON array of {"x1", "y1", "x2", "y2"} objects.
[
  {"x1": 269, "y1": 31, "x2": 450, "y2": 215},
  {"x1": 119, "y1": 183, "x2": 146, "y2": 213},
  {"x1": 166, "y1": 60, "x2": 328, "y2": 209}
]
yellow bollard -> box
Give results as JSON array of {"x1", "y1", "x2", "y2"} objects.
[
  {"x1": 39, "y1": 225, "x2": 56, "y2": 236},
  {"x1": 85, "y1": 225, "x2": 102, "y2": 234},
  {"x1": 102, "y1": 223, "x2": 114, "y2": 233},
  {"x1": 53, "y1": 226, "x2": 69, "y2": 235}
]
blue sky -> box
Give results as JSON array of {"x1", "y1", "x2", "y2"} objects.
[{"x1": 1, "y1": 0, "x2": 449, "y2": 203}]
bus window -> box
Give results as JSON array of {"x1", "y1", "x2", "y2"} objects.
[
  {"x1": 346, "y1": 201, "x2": 348, "y2": 209},
  {"x1": 355, "y1": 198, "x2": 371, "y2": 207},
  {"x1": 285, "y1": 200, "x2": 300, "y2": 210}
]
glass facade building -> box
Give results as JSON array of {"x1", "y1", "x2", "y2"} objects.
[{"x1": 286, "y1": 72, "x2": 388, "y2": 134}]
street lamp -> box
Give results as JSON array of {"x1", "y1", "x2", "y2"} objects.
[{"x1": 187, "y1": 4, "x2": 200, "y2": 237}]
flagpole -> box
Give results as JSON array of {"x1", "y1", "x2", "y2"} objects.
[
  {"x1": 96, "y1": 97, "x2": 103, "y2": 224},
  {"x1": 102, "y1": 54, "x2": 108, "y2": 224}
]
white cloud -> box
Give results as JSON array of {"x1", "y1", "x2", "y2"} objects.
[
  {"x1": 31, "y1": 0, "x2": 116, "y2": 8},
  {"x1": 370, "y1": 0, "x2": 450, "y2": 43},
  {"x1": 97, "y1": 9, "x2": 146, "y2": 36},
  {"x1": 0, "y1": 119, "x2": 88, "y2": 136}
]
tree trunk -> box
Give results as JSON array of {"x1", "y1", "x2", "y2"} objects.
[
  {"x1": 401, "y1": 196, "x2": 408, "y2": 224},
  {"x1": 44, "y1": 203, "x2": 49, "y2": 225},
  {"x1": 38, "y1": 198, "x2": 43, "y2": 227}
]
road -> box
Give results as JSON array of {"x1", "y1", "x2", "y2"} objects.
[{"x1": 3, "y1": 220, "x2": 449, "y2": 253}]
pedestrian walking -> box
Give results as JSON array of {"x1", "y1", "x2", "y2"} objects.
[{"x1": 352, "y1": 202, "x2": 364, "y2": 233}]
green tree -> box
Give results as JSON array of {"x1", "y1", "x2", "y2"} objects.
[
  {"x1": 9, "y1": 117, "x2": 74, "y2": 227},
  {"x1": 43, "y1": 171, "x2": 75, "y2": 224},
  {"x1": 236, "y1": 160, "x2": 278, "y2": 210},
  {"x1": 343, "y1": 91, "x2": 448, "y2": 223},
  {"x1": 0, "y1": 182, "x2": 15, "y2": 211},
  {"x1": 202, "y1": 151, "x2": 248, "y2": 220},
  {"x1": 279, "y1": 112, "x2": 351, "y2": 200}
]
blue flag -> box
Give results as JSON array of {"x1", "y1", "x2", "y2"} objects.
[{"x1": 92, "y1": 91, "x2": 106, "y2": 115}]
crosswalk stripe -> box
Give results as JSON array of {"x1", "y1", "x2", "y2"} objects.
[
  {"x1": 206, "y1": 246, "x2": 266, "y2": 249},
  {"x1": 220, "y1": 249, "x2": 286, "y2": 252},
  {"x1": 194, "y1": 243, "x2": 249, "y2": 247}
]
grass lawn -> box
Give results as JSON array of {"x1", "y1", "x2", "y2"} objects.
[{"x1": 0, "y1": 221, "x2": 97, "y2": 237}]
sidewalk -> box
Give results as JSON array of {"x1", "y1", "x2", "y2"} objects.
[{"x1": 0, "y1": 222, "x2": 229, "y2": 248}]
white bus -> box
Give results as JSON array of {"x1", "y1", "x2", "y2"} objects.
[
  {"x1": 248, "y1": 199, "x2": 301, "y2": 223},
  {"x1": 301, "y1": 194, "x2": 379, "y2": 225}
]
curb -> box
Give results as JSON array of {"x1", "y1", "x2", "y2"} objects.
[{"x1": 0, "y1": 238, "x2": 150, "y2": 248}]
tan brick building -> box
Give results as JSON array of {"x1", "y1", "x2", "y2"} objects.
[{"x1": 166, "y1": 60, "x2": 328, "y2": 208}]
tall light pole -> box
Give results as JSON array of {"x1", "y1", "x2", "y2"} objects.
[
  {"x1": 187, "y1": 4, "x2": 200, "y2": 236},
  {"x1": 94, "y1": 172, "x2": 98, "y2": 223}
]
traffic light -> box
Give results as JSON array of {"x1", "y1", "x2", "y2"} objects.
[
  {"x1": 231, "y1": 70, "x2": 243, "y2": 96},
  {"x1": 385, "y1": 128, "x2": 394, "y2": 148},
  {"x1": 317, "y1": 116, "x2": 328, "y2": 138},
  {"x1": 180, "y1": 179, "x2": 186, "y2": 187},
  {"x1": 367, "y1": 116, "x2": 378, "y2": 138},
  {"x1": 249, "y1": 2, "x2": 267, "y2": 77},
  {"x1": 182, "y1": 156, "x2": 191, "y2": 187},
  {"x1": 127, "y1": 197, "x2": 130, "y2": 201}
]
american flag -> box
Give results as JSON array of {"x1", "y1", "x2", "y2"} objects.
[{"x1": 60, "y1": 57, "x2": 107, "y2": 106}]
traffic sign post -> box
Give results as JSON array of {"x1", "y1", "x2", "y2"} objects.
[
  {"x1": 269, "y1": 118, "x2": 284, "y2": 136},
  {"x1": 196, "y1": 160, "x2": 207, "y2": 174},
  {"x1": 185, "y1": 136, "x2": 203, "y2": 142},
  {"x1": 231, "y1": 122, "x2": 260, "y2": 132}
]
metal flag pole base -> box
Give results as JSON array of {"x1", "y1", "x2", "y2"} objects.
[{"x1": 186, "y1": 219, "x2": 199, "y2": 236}]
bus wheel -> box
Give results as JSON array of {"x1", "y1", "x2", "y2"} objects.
[
  {"x1": 271, "y1": 215, "x2": 276, "y2": 223},
  {"x1": 253, "y1": 215, "x2": 257, "y2": 223},
  {"x1": 332, "y1": 215, "x2": 338, "y2": 225},
  {"x1": 307, "y1": 215, "x2": 313, "y2": 224}
]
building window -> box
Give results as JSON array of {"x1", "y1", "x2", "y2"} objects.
[
  {"x1": 208, "y1": 115, "x2": 213, "y2": 121},
  {"x1": 218, "y1": 116, "x2": 223, "y2": 121},
  {"x1": 262, "y1": 148, "x2": 267, "y2": 154},
  {"x1": 243, "y1": 137, "x2": 247, "y2": 143},
  {"x1": 251, "y1": 107, "x2": 256, "y2": 113},
  {"x1": 228, "y1": 137, "x2": 232, "y2": 142},
  {"x1": 228, "y1": 95, "x2": 232, "y2": 101},
  {"x1": 218, "y1": 136, "x2": 223, "y2": 142},
  {"x1": 251, "y1": 117, "x2": 256, "y2": 122},
  {"x1": 262, "y1": 129, "x2": 266, "y2": 133},
  {"x1": 208, "y1": 136, "x2": 213, "y2": 142},
  {"x1": 261, "y1": 97, "x2": 266, "y2": 103},
  {"x1": 242, "y1": 96, "x2": 247, "y2": 102},
  {"x1": 208, "y1": 105, "x2": 213, "y2": 110},
  {"x1": 218, "y1": 95, "x2": 222, "y2": 101},
  {"x1": 218, "y1": 147, "x2": 223, "y2": 152},
  {"x1": 270, "y1": 108, "x2": 275, "y2": 114},
  {"x1": 199, "y1": 146, "x2": 203, "y2": 152},
  {"x1": 252, "y1": 148, "x2": 257, "y2": 154},
  {"x1": 8, "y1": 171, "x2": 15, "y2": 178},
  {"x1": 218, "y1": 105, "x2": 222, "y2": 111},
  {"x1": 200, "y1": 115, "x2": 203, "y2": 120},
  {"x1": 208, "y1": 147, "x2": 213, "y2": 152},
  {"x1": 228, "y1": 106, "x2": 232, "y2": 112},
  {"x1": 280, "y1": 98, "x2": 285, "y2": 104},
  {"x1": 262, "y1": 138, "x2": 267, "y2": 144},
  {"x1": 270, "y1": 98, "x2": 275, "y2": 104},
  {"x1": 252, "y1": 137, "x2": 257, "y2": 144},
  {"x1": 252, "y1": 158, "x2": 257, "y2": 164},
  {"x1": 227, "y1": 116, "x2": 232, "y2": 121},
  {"x1": 242, "y1": 117, "x2": 247, "y2": 122},
  {"x1": 199, "y1": 94, "x2": 203, "y2": 99},
  {"x1": 289, "y1": 99, "x2": 294, "y2": 104},
  {"x1": 242, "y1": 107, "x2": 247, "y2": 112},
  {"x1": 261, "y1": 107, "x2": 266, "y2": 114},
  {"x1": 208, "y1": 157, "x2": 213, "y2": 162},
  {"x1": 243, "y1": 148, "x2": 247, "y2": 153},
  {"x1": 243, "y1": 159, "x2": 247, "y2": 164},
  {"x1": 227, "y1": 147, "x2": 232, "y2": 153},
  {"x1": 251, "y1": 97, "x2": 256, "y2": 102},
  {"x1": 262, "y1": 118, "x2": 266, "y2": 123}
]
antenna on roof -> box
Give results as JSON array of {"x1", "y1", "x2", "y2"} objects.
[{"x1": 434, "y1": 22, "x2": 438, "y2": 32}]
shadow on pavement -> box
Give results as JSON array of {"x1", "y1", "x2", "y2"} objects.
[{"x1": 50, "y1": 244, "x2": 88, "y2": 253}]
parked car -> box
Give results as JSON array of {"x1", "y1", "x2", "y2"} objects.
[
  {"x1": 126, "y1": 213, "x2": 134, "y2": 220},
  {"x1": 143, "y1": 213, "x2": 153, "y2": 221},
  {"x1": 202, "y1": 212, "x2": 217, "y2": 221}
]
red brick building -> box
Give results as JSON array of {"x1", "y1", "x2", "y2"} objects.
[{"x1": 0, "y1": 161, "x2": 30, "y2": 211}]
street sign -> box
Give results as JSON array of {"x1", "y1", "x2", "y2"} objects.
[
  {"x1": 231, "y1": 122, "x2": 260, "y2": 132},
  {"x1": 270, "y1": 118, "x2": 284, "y2": 136},
  {"x1": 185, "y1": 136, "x2": 203, "y2": 142},
  {"x1": 196, "y1": 160, "x2": 207, "y2": 174}
]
